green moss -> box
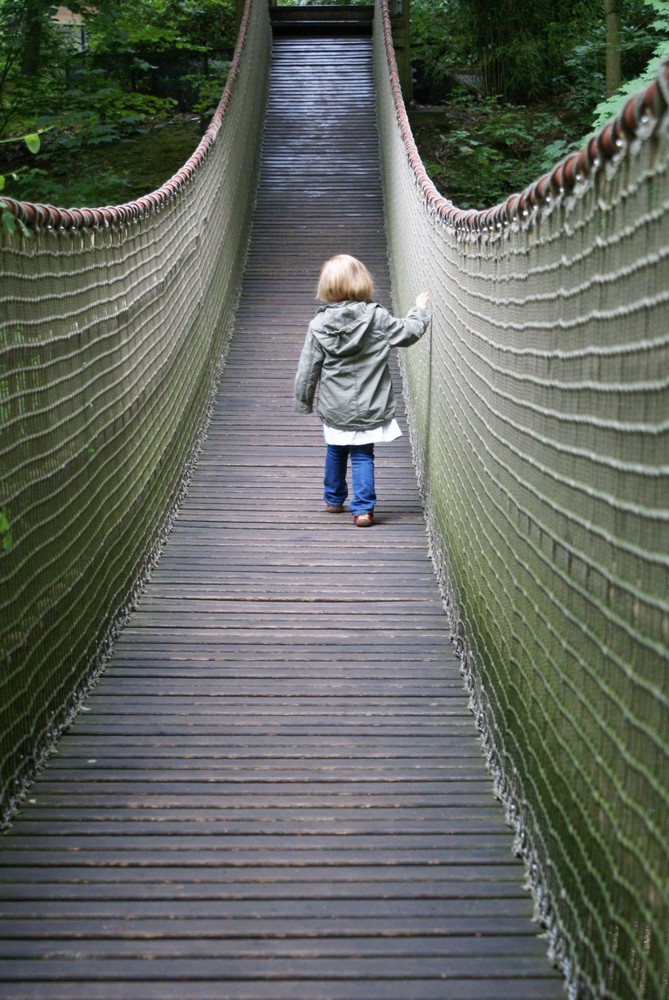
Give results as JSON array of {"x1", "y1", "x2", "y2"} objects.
[{"x1": 95, "y1": 120, "x2": 204, "y2": 198}]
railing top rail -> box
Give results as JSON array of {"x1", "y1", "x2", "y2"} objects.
[
  {"x1": 378, "y1": 0, "x2": 669, "y2": 239},
  {"x1": 0, "y1": 0, "x2": 256, "y2": 234}
]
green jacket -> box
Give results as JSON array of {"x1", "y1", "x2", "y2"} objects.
[{"x1": 294, "y1": 300, "x2": 431, "y2": 431}]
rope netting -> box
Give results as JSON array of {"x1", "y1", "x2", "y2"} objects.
[
  {"x1": 375, "y1": 5, "x2": 668, "y2": 997},
  {"x1": 0, "y1": 0, "x2": 271, "y2": 824}
]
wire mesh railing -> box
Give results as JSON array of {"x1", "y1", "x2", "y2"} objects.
[
  {"x1": 374, "y1": 4, "x2": 668, "y2": 997},
  {"x1": 0, "y1": 0, "x2": 271, "y2": 826}
]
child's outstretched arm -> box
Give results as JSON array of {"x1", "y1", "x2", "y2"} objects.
[
  {"x1": 379, "y1": 292, "x2": 431, "y2": 348},
  {"x1": 294, "y1": 329, "x2": 324, "y2": 414}
]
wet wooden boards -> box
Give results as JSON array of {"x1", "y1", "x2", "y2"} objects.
[{"x1": 0, "y1": 34, "x2": 564, "y2": 1000}]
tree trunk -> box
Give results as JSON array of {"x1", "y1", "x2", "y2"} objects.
[
  {"x1": 605, "y1": 0, "x2": 622, "y2": 95},
  {"x1": 21, "y1": 0, "x2": 47, "y2": 78},
  {"x1": 21, "y1": 22, "x2": 42, "y2": 77}
]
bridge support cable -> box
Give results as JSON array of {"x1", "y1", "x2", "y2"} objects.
[{"x1": 375, "y1": 4, "x2": 669, "y2": 996}]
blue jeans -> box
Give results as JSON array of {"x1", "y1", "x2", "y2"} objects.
[{"x1": 324, "y1": 443, "x2": 376, "y2": 516}]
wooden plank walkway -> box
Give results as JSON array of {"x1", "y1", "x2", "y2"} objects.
[{"x1": 0, "y1": 34, "x2": 564, "y2": 1000}]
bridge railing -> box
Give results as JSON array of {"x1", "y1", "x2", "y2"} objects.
[
  {"x1": 375, "y1": 4, "x2": 668, "y2": 997},
  {"x1": 0, "y1": 0, "x2": 271, "y2": 825}
]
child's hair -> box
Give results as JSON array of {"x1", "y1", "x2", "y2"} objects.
[{"x1": 317, "y1": 254, "x2": 374, "y2": 303}]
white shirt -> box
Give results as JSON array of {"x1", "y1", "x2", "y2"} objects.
[{"x1": 323, "y1": 418, "x2": 402, "y2": 446}]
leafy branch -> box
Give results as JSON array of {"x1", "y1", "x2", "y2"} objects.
[
  {"x1": 0, "y1": 509, "x2": 13, "y2": 552},
  {"x1": 0, "y1": 130, "x2": 44, "y2": 236}
]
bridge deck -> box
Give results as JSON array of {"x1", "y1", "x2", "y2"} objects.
[{"x1": 0, "y1": 35, "x2": 563, "y2": 1000}]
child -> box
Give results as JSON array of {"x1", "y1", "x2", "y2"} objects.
[{"x1": 294, "y1": 254, "x2": 431, "y2": 527}]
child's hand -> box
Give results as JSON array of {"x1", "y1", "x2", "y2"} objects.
[{"x1": 415, "y1": 291, "x2": 430, "y2": 310}]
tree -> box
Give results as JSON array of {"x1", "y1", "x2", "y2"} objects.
[
  {"x1": 605, "y1": 0, "x2": 622, "y2": 93},
  {"x1": 0, "y1": 0, "x2": 65, "y2": 134},
  {"x1": 592, "y1": 0, "x2": 669, "y2": 127},
  {"x1": 410, "y1": 0, "x2": 667, "y2": 107},
  {"x1": 20, "y1": 0, "x2": 45, "y2": 76},
  {"x1": 1, "y1": 0, "x2": 236, "y2": 207},
  {"x1": 1, "y1": 0, "x2": 235, "y2": 140},
  {"x1": 447, "y1": 0, "x2": 605, "y2": 102}
]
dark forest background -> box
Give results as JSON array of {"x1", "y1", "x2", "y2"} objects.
[{"x1": 1, "y1": 0, "x2": 668, "y2": 215}]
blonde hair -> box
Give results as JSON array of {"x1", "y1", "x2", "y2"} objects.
[{"x1": 317, "y1": 254, "x2": 374, "y2": 303}]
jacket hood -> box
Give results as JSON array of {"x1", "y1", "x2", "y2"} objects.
[{"x1": 310, "y1": 301, "x2": 377, "y2": 357}]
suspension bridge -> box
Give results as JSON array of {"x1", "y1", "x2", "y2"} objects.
[{"x1": 1, "y1": 2, "x2": 667, "y2": 998}]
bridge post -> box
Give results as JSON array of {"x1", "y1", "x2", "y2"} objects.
[{"x1": 389, "y1": 0, "x2": 412, "y2": 102}]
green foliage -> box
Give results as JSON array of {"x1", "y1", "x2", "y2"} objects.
[
  {"x1": 589, "y1": 1, "x2": 669, "y2": 129},
  {"x1": 411, "y1": 0, "x2": 669, "y2": 211},
  {"x1": 0, "y1": 0, "x2": 235, "y2": 130},
  {"x1": 539, "y1": 138, "x2": 580, "y2": 174},
  {"x1": 414, "y1": 94, "x2": 566, "y2": 210},
  {"x1": 591, "y1": 52, "x2": 666, "y2": 129},
  {"x1": 0, "y1": 0, "x2": 234, "y2": 207},
  {"x1": 23, "y1": 131, "x2": 40, "y2": 153},
  {"x1": 453, "y1": 0, "x2": 583, "y2": 102},
  {"x1": 36, "y1": 73, "x2": 177, "y2": 147},
  {"x1": 10, "y1": 164, "x2": 132, "y2": 207},
  {"x1": 0, "y1": 128, "x2": 42, "y2": 234},
  {"x1": 560, "y1": 40, "x2": 607, "y2": 116},
  {"x1": 180, "y1": 58, "x2": 231, "y2": 121},
  {"x1": 279, "y1": 0, "x2": 371, "y2": 4},
  {"x1": 412, "y1": 0, "x2": 570, "y2": 102},
  {"x1": 410, "y1": 0, "x2": 477, "y2": 100},
  {"x1": 0, "y1": 128, "x2": 41, "y2": 165},
  {"x1": 410, "y1": 0, "x2": 666, "y2": 108},
  {"x1": 0, "y1": 509, "x2": 13, "y2": 551},
  {"x1": 0, "y1": 205, "x2": 22, "y2": 235},
  {"x1": 8, "y1": 117, "x2": 202, "y2": 206},
  {"x1": 84, "y1": 0, "x2": 235, "y2": 59},
  {"x1": 1, "y1": 62, "x2": 179, "y2": 204},
  {"x1": 555, "y1": 0, "x2": 666, "y2": 120}
]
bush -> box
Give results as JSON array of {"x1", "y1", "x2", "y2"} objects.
[{"x1": 413, "y1": 93, "x2": 568, "y2": 210}]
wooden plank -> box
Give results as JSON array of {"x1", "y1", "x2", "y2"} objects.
[
  {"x1": 0, "y1": 937, "x2": 551, "y2": 959},
  {"x1": 42, "y1": 735, "x2": 482, "y2": 750},
  {"x1": 1, "y1": 793, "x2": 502, "y2": 813},
  {"x1": 0, "y1": 898, "x2": 539, "y2": 919},
  {"x1": 0, "y1": 865, "x2": 526, "y2": 888},
  {"x1": 0, "y1": 956, "x2": 558, "y2": 980},
  {"x1": 0, "y1": 33, "x2": 563, "y2": 1000},
  {"x1": 0, "y1": 847, "x2": 528, "y2": 870},
  {"x1": 0, "y1": 983, "x2": 565, "y2": 1000}
]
